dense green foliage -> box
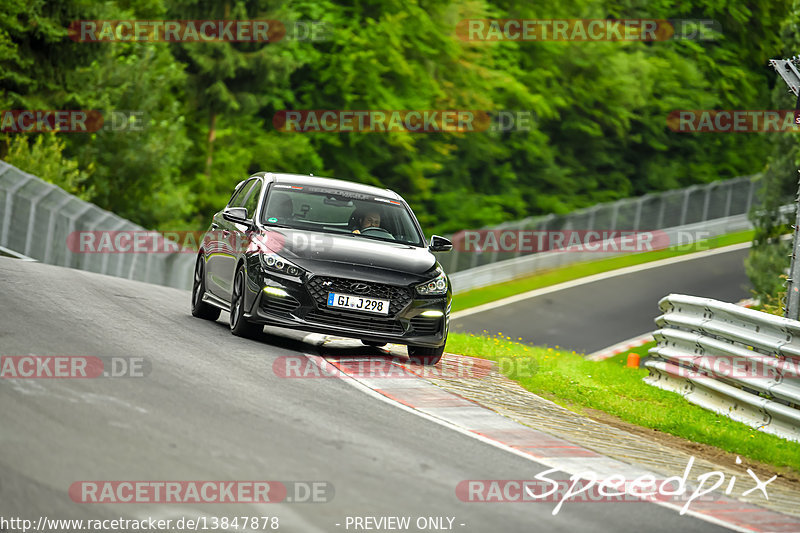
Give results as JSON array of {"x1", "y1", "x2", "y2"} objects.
[
  {"x1": 0, "y1": 0, "x2": 790, "y2": 235},
  {"x1": 745, "y1": 7, "x2": 800, "y2": 310}
]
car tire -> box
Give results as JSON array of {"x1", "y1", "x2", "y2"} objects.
[
  {"x1": 361, "y1": 340, "x2": 387, "y2": 348},
  {"x1": 407, "y1": 344, "x2": 444, "y2": 366},
  {"x1": 191, "y1": 255, "x2": 221, "y2": 321},
  {"x1": 230, "y1": 266, "x2": 262, "y2": 339}
]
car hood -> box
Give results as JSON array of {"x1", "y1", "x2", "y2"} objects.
[{"x1": 255, "y1": 228, "x2": 437, "y2": 275}]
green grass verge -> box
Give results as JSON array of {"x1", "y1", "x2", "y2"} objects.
[
  {"x1": 451, "y1": 230, "x2": 755, "y2": 312},
  {"x1": 444, "y1": 333, "x2": 800, "y2": 473}
]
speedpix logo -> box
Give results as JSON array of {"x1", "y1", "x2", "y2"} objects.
[{"x1": 457, "y1": 457, "x2": 776, "y2": 516}]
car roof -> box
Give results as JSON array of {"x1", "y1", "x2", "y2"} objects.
[{"x1": 260, "y1": 172, "x2": 403, "y2": 201}]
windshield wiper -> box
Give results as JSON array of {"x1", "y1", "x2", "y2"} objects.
[{"x1": 262, "y1": 222, "x2": 294, "y2": 229}]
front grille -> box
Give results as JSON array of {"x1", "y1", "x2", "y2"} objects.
[
  {"x1": 306, "y1": 276, "x2": 412, "y2": 316},
  {"x1": 410, "y1": 316, "x2": 441, "y2": 336},
  {"x1": 305, "y1": 309, "x2": 404, "y2": 335},
  {"x1": 261, "y1": 293, "x2": 300, "y2": 315}
]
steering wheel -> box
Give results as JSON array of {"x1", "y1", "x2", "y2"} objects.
[{"x1": 359, "y1": 226, "x2": 394, "y2": 238}]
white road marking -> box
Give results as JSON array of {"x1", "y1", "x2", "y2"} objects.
[
  {"x1": 299, "y1": 351, "x2": 756, "y2": 533},
  {"x1": 451, "y1": 242, "x2": 752, "y2": 320}
]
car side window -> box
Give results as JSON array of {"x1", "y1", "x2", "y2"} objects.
[
  {"x1": 242, "y1": 181, "x2": 262, "y2": 220},
  {"x1": 230, "y1": 179, "x2": 256, "y2": 208}
]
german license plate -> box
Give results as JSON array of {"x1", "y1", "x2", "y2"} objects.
[{"x1": 327, "y1": 292, "x2": 389, "y2": 315}]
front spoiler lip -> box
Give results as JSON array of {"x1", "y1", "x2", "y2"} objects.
[
  {"x1": 250, "y1": 309, "x2": 446, "y2": 347},
  {"x1": 247, "y1": 289, "x2": 448, "y2": 348}
]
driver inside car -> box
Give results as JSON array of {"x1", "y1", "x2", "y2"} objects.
[{"x1": 352, "y1": 209, "x2": 382, "y2": 234}]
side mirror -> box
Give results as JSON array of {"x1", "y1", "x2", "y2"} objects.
[
  {"x1": 429, "y1": 235, "x2": 453, "y2": 252},
  {"x1": 223, "y1": 206, "x2": 250, "y2": 225}
]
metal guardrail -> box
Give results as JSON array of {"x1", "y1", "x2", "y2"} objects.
[
  {"x1": 445, "y1": 174, "x2": 774, "y2": 293},
  {"x1": 645, "y1": 294, "x2": 800, "y2": 442},
  {"x1": 445, "y1": 175, "x2": 761, "y2": 274},
  {"x1": 0, "y1": 160, "x2": 777, "y2": 298},
  {"x1": 0, "y1": 160, "x2": 194, "y2": 289},
  {"x1": 447, "y1": 213, "x2": 755, "y2": 293}
]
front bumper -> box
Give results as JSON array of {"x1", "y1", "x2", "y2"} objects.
[{"x1": 243, "y1": 270, "x2": 450, "y2": 348}]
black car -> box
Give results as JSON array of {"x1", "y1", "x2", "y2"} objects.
[{"x1": 191, "y1": 172, "x2": 453, "y2": 365}]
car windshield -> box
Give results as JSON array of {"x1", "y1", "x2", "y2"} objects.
[{"x1": 260, "y1": 184, "x2": 425, "y2": 247}]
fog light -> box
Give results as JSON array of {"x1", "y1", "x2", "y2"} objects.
[
  {"x1": 420, "y1": 310, "x2": 444, "y2": 317},
  {"x1": 263, "y1": 286, "x2": 289, "y2": 297}
]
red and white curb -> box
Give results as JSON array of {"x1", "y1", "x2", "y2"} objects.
[
  {"x1": 298, "y1": 342, "x2": 800, "y2": 533},
  {"x1": 586, "y1": 333, "x2": 654, "y2": 361}
]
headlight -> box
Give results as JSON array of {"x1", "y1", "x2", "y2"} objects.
[
  {"x1": 415, "y1": 271, "x2": 448, "y2": 296},
  {"x1": 259, "y1": 252, "x2": 303, "y2": 277}
]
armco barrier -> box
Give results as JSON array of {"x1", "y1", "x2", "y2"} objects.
[
  {"x1": 446, "y1": 174, "x2": 771, "y2": 293},
  {"x1": 446, "y1": 176, "x2": 760, "y2": 272},
  {"x1": 447, "y1": 214, "x2": 754, "y2": 293},
  {"x1": 645, "y1": 294, "x2": 800, "y2": 442},
  {"x1": 0, "y1": 160, "x2": 194, "y2": 289},
  {"x1": 0, "y1": 160, "x2": 774, "y2": 296}
]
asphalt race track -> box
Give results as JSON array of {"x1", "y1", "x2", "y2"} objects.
[
  {"x1": 0, "y1": 257, "x2": 733, "y2": 532},
  {"x1": 451, "y1": 246, "x2": 752, "y2": 354}
]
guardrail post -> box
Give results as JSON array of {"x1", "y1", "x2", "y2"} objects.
[
  {"x1": 64, "y1": 204, "x2": 96, "y2": 268},
  {"x1": 610, "y1": 201, "x2": 620, "y2": 230},
  {"x1": 587, "y1": 205, "x2": 597, "y2": 229},
  {"x1": 43, "y1": 195, "x2": 77, "y2": 265},
  {"x1": 701, "y1": 183, "x2": 713, "y2": 222},
  {"x1": 24, "y1": 183, "x2": 57, "y2": 257},
  {"x1": 785, "y1": 171, "x2": 800, "y2": 320},
  {"x1": 1, "y1": 170, "x2": 32, "y2": 248},
  {"x1": 680, "y1": 188, "x2": 692, "y2": 226},
  {"x1": 724, "y1": 182, "x2": 733, "y2": 218},
  {"x1": 745, "y1": 178, "x2": 756, "y2": 214},
  {"x1": 633, "y1": 197, "x2": 643, "y2": 231}
]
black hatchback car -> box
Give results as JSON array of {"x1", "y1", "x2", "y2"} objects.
[{"x1": 191, "y1": 172, "x2": 453, "y2": 365}]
